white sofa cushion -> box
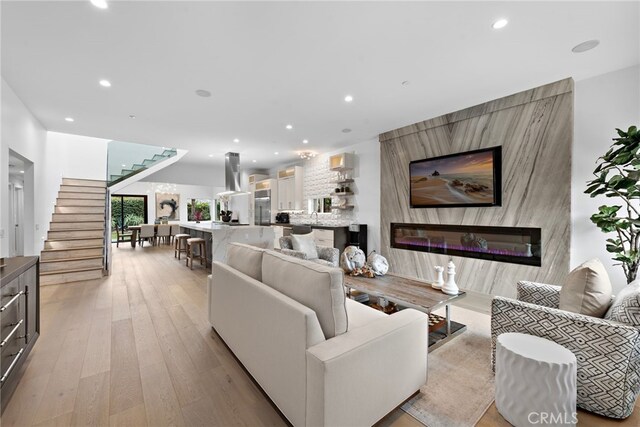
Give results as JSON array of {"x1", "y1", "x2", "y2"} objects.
[
  {"x1": 262, "y1": 250, "x2": 348, "y2": 339},
  {"x1": 226, "y1": 242, "x2": 265, "y2": 281},
  {"x1": 559, "y1": 258, "x2": 612, "y2": 318},
  {"x1": 345, "y1": 298, "x2": 386, "y2": 330}
]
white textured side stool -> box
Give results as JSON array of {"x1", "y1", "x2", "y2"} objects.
[{"x1": 496, "y1": 333, "x2": 577, "y2": 427}]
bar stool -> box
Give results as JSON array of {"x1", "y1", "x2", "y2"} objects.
[
  {"x1": 174, "y1": 234, "x2": 191, "y2": 260},
  {"x1": 186, "y1": 238, "x2": 207, "y2": 269}
]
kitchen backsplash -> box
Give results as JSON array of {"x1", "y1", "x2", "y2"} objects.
[{"x1": 289, "y1": 153, "x2": 357, "y2": 226}]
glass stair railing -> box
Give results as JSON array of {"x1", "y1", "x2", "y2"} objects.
[{"x1": 107, "y1": 141, "x2": 178, "y2": 187}]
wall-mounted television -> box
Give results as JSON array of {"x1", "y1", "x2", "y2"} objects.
[{"x1": 409, "y1": 146, "x2": 502, "y2": 208}]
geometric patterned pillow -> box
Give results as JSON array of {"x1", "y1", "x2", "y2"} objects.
[{"x1": 605, "y1": 280, "x2": 640, "y2": 326}]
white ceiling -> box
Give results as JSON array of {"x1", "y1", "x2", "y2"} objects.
[{"x1": 2, "y1": 1, "x2": 639, "y2": 170}]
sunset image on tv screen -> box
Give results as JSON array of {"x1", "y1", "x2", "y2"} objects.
[{"x1": 410, "y1": 150, "x2": 496, "y2": 207}]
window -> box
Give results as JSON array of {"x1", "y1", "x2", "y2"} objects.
[
  {"x1": 111, "y1": 195, "x2": 148, "y2": 241},
  {"x1": 187, "y1": 199, "x2": 212, "y2": 221}
]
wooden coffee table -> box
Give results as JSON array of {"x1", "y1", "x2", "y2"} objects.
[{"x1": 343, "y1": 273, "x2": 467, "y2": 350}]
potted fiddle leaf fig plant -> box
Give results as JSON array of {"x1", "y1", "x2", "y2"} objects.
[{"x1": 585, "y1": 126, "x2": 640, "y2": 284}]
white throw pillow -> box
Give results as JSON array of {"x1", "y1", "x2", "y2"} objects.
[
  {"x1": 605, "y1": 280, "x2": 640, "y2": 326},
  {"x1": 559, "y1": 259, "x2": 612, "y2": 318},
  {"x1": 291, "y1": 233, "x2": 318, "y2": 260}
]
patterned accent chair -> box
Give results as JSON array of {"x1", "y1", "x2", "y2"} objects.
[
  {"x1": 278, "y1": 236, "x2": 339, "y2": 267},
  {"x1": 491, "y1": 281, "x2": 640, "y2": 419}
]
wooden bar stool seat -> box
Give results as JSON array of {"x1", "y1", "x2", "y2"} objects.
[
  {"x1": 186, "y1": 237, "x2": 207, "y2": 269},
  {"x1": 174, "y1": 234, "x2": 191, "y2": 260}
]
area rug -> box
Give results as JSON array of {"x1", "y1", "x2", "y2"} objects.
[{"x1": 401, "y1": 305, "x2": 495, "y2": 427}]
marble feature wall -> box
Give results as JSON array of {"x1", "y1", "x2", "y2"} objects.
[{"x1": 380, "y1": 79, "x2": 573, "y2": 297}]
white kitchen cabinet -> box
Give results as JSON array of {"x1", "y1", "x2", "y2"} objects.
[{"x1": 277, "y1": 166, "x2": 303, "y2": 211}]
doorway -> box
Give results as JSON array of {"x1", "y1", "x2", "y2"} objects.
[
  {"x1": 110, "y1": 195, "x2": 148, "y2": 242},
  {"x1": 8, "y1": 151, "x2": 30, "y2": 257}
]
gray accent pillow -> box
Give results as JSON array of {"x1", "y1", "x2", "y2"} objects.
[
  {"x1": 605, "y1": 280, "x2": 640, "y2": 326},
  {"x1": 291, "y1": 233, "x2": 318, "y2": 260},
  {"x1": 559, "y1": 258, "x2": 612, "y2": 318}
]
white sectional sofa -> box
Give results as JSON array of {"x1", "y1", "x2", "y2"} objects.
[{"x1": 207, "y1": 243, "x2": 429, "y2": 426}]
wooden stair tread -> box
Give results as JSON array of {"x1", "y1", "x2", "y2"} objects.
[
  {"x1": 46, "y1": 236, "x2": 104, "y2": 242},
  {"x1": 40, "y1": 255, "x2": 104, "y2": 264},
  {"x1": 41, "y1": 245, "x2": 104, "y2": 252},
  {"x1": 40, "y1": 266, "x2": 104, "y2": 276},
  {"x1": 49, "y1": 227, "x2": 104, "y2": 231}
]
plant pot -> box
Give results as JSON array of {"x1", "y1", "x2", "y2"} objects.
[{"x1": 221, "y1": 215, "x2": 231, "y2": 223}]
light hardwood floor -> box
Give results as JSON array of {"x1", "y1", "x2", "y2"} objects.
[
  {"x1": 5, "y1": 244, "x2": 635, "y2": 427},
  {"x1": 1, "y1": 244, "x2": 417, "y2": 427}
]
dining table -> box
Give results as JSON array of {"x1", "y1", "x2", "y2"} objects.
[{"x1": 126, "y1": 224, "x2": 164, "y2": 248}]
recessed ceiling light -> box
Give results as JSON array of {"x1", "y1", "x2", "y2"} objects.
[
  {"x1": 195, "y1": 89, "x2": 211, "y2": 97},
  {"x1": 274, "y1": 152, "x2": 279, "y2": 155},
  {"x1": 342, "y1": 128, "x2": 352, "y2": 133},
  {"x1": 128, "y1": 114, "x2": 136, "y2": 119},
  {"x1": 19, "y1": 170, "x2": 24, "y2": 174},
  {"x1": 208, "y1": 154, "x2": 214, "y2": 157},
  {"x1": 90, "y1": 0, "x2": 108, "y2": 9},
  {"x1": 65, "y1": 117, "x2": 74, "y2": 122},
  {"x1": 233, "y1": 138, "x2": 240, "y2": 143},
  {"x1": 572, "y1": 39, "x2": 600, "y2": 53},
  {"x1": 492, "y1": 19, "x2": 508, "y2": 30},
  {"x1": 99, "y1": 79, "x2": 111, "y2": 87},
  {"x1": 252, "y1": 160, "x2": 257, "y2": 163},
  {"x1": 121, "y1": 164, "x2": 126, "y2": 167},
  {"x1": 302, "y1": 139, "x2": 309, "y2": 144},
  {"x1": 285, "y1": 124, "x2": 293, "y2": 130},
  {"x1": 344, "y1": 95, "x2": 353, "y2": 103}
]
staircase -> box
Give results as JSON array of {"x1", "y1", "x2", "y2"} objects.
[
  {"x1": 40, "y1": 178, "x2": 107, "y2": 286},
  {"x1": 109, "y1": 148, "x2": 177, "y2": 185}
]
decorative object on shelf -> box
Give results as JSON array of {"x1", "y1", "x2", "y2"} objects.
[
  {"x1": 433, "y1": 265, "x2": 444, "y2": 289},
  {"x1": 442, "y1": 259, "x2": 459, "y2": 295},
  {"x1": 367, "y1": 251, "x2": 389, "y2": 276},
  {"x1": 371, "y1": 297, "x2": 397, "y2": 314},
  {"x1": 584, "y1": 125, "x2": 639, "y2": 284},
  {"x1": 220, "y1": 210, "x2": 232, "y2": 222},
  {"x1": 299, "y1": 151, "x2": 317, "y2": 160},
  {"x1": 335, "y1": 187, "x2": 341, "y2": 193},
  {"x1": 340, "y1": 245, "x2": 366, "y2": 272}
]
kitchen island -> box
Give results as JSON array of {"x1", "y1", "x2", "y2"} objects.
[{"x1": 180, "y1": 222, "x2": 274, "y2": 267}]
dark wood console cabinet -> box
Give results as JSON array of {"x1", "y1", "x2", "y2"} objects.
[{"x1": 0, "y1": 256, "x2": 40, "y2": 413}]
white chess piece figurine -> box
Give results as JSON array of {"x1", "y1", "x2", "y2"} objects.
[
  {"x1": 432, "y1": 266, "x2": 444, "y2": 289},
  {"x1": 442, "y1": 259, "x2": 459, "y2": 295}
]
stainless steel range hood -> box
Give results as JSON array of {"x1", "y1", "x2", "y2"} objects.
[{"x1": 218, "y1": 152, "x2": 244, "y2": 196}]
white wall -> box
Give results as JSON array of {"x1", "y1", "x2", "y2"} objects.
[
  {"x1": 573, "y1": 65, "x2": 640, "y2": 291},
  {"x1": 141, "y1": 161, "x2": 225, "y2": 187},
  {"x1": 113, "y1": 181, "x2": 223, "y2": 222},
  {"x1": 1, "y1": 77, "x2": 110, "y2": 257},
  {"x1": 1, "y1": 78, "x2": 47, "y2": 256}
]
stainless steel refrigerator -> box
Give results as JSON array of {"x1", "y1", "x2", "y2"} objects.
[{"x1": 254, "y1": 189, "x2": 271, "y2": 226}]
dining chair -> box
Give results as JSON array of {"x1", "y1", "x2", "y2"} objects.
[
  {"x1": 115, "y1": 227, "x2": 133, "y2": 248},
  {"x1": 170, "y1": 224, "x2": 180, "y2": 244},
  {"x1": 139, "y1": 224, "x2": 156, "y2": 247},
  {"x1": 157, "y1": 224, "x2": 171, "y2": 245}
]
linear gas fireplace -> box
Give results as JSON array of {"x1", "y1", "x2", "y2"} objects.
[{"x1": 391, "y1": 223, "x2": 541, "y2": 266}]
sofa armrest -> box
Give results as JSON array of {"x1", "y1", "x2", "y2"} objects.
[
  {"x1": 491, "y1": 296, "x2": 640, "y2": 418},
  {"x1": 516, "y1": 280, "x2": 561, "y2": 308},
  {"x1": 306, "y1": 309, "x2": 428, "y2": 426},
  {"x1": 316, "y1": 245, "x2": 339, "y2": 267}
]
